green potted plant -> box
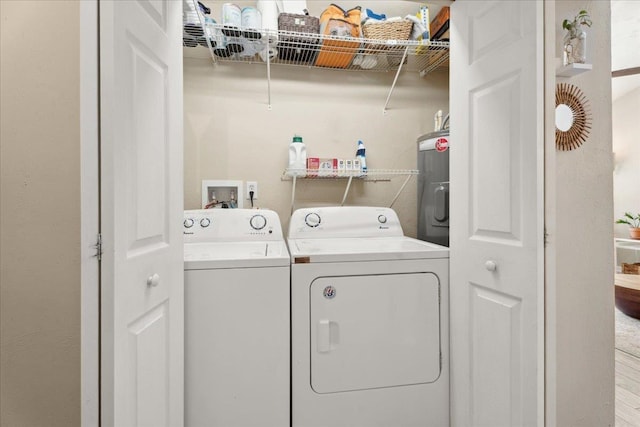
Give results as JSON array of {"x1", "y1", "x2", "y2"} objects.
[
  {"x1": 616, "y1": 212, "x2": 640, "y2": 240},
  {"x1": 562, "y1": 9, "x2": 592, "y2": 65}
]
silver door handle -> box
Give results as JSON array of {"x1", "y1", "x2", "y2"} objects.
[
  {"x1": 147, "y1": 273, "x2": 160, "y2": 287},
  {"x1": 485, "y1": 260, "x2": 497, "y2": 272}
]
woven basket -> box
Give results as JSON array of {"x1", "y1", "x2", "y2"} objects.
[
  {"x1": 362, "y1": 20, "x2": 413, "y2": 42},
  {"x1": 361, "y1": 20, "x2": 413, "y2": 61},
  {"x1": 622, "y1": 263, "x2": 640, "y2": 275}
]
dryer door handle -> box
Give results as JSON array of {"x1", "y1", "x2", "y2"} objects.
[{"x1": 317, "y1": 320, "x2": 338, "y2": 353}]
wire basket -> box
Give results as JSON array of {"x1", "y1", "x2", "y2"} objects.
[{"x1": 622, "y1": 263, "x2": 640, "y2": 275}]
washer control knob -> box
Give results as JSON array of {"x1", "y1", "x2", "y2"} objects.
[
  {"x1": 183, "y1": 218, "x2": 194, "y2": 228},
  {"x1": 200, "y1": 218, "x2": 211, "y2": 228},
  {"x1": 250, "y1": 214, "x2": 267, "y2": 230},
  {"x1": 378, "y1": 214, "x2": 387, "y2": 224},
  {"x1": 305, "y1": 213, "x2": 321, "y2": 228}
]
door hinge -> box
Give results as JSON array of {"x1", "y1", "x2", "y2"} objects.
[
  {"x1": 93, "y1": 233, "x2": 103, "y2": 261},
  {"x1": 544, "y1": 227, "x2": 549, "y2": 247}
]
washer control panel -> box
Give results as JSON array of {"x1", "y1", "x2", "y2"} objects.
[
  {"x1": 288, "y1": 207, "x2": 404, "y2": 239},
  {"x1": 184, "y1": 209, "x2": 284, "y2": 242}
]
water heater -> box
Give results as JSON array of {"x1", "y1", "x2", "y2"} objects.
[{"x1": 417, "y1": 130, "x2": 450, "y2": 246}]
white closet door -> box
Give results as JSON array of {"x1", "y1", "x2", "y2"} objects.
[
  {"x1": 450, "y1": 1, "x2": 544, "y2": 426},
  {"x1": 100, "y1": 1, "x2": 184, "y2": 426}
]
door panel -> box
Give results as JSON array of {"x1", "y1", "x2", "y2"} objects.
[
  {"x1": 471, "y1": 72, "x2": 522, "y2": 242},
  {"x1": 310, "y1": 273, "x2": 441, "y2": 393},
  {"x1": 126, "y1": 34, "x2": 169, "y2": 255},
  {"x1": 450, "y1": 1, "x2": 543, "y2": 426},
  {"x1": 470, "y1": 285, "x2": 522, "y2": 426},
  {"x1": 100, "y1": 0, "x2": 183, "y2": 426},
  {"x1": 128, "y1": 302, "x2": 169, "y2": 427}
]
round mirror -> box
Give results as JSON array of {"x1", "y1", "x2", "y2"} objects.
[
  {"x1": 555, "y1": 104, "x2": 574, "y2": 132},
  {"x1": 555, "y1": 83, "x2": 591, "y2": 151}
]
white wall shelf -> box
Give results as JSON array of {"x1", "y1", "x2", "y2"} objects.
[
  {"x1": 615, "y1": 237, "x2": 640, "y2": 251},
  {"x1": 281, "y1": 169, "x2": 419, "y2": 213},
  {"x1": 183, "y1": 1, "x2": 449, "y2": 111},
  {"x1": 556, "y1": 62, "x2": 592, "y2": 77}
]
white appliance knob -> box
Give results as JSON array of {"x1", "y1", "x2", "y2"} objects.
[
  {"x1": 378, "y1": 214, "x2": 387, "y2": 224},
  {"x1": 250, "y1": 214, "x2": 267, "y2": 230},
  {"x1": 147, "y1": 273, "x2": 160, "y2": 287},
  {"x1": 200, "y1": 218, "x2": 211, "y2": 227},
  {"x1": 184, "y1": 218, "x2": 194, "y2": 228},
  {"x1": 305, "y1": 213, "x2": 321, "y2": 228},
  {"x1": 485, "y1": 260, "x2": 497, "y2": 272}
]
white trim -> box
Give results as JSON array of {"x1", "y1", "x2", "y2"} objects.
[
  {"x1": 80, "y1": 0, "x2": 100, "y2": 426},
  {"x1": 536, "y1": 1, "x2": 547, "y2": 425},
  {"x1": 543, "y1": 0, "x2": 557, "y2": 425}
]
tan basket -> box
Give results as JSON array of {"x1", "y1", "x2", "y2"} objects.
[
  {"x1": 361, "y1": 20, "x2": 413, "y2": 61},
  {"x1": 622, "y1": 263, "x2": 640, "y2": 275},
  {"x1": 362, "y1": 20, "x2": 413, "y2": 42}
]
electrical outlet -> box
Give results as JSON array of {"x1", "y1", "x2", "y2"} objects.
[{"x1": 246, "y1": 181, "x2": 258, "y2": 200}]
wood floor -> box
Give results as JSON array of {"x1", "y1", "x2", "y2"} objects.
[{"x1": 616, "y1": 349, "x2": 640, "y2": 426}]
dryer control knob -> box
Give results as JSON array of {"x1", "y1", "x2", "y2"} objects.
[
  {"x1": 200, "y1": 218, "x2": 211, "y2": 228},
  {"x1": 250, "y1": 214, "x2": 267, "y2": 230},
  {"x1": 184, "y1": 218, "x2": 195, "y2": 228},
  {"x1": 305, "y1": 213, "x2": 321, "y2": 228},
  {"x1": 378, "y1": 214, "x2": 387, "y2": 224}
]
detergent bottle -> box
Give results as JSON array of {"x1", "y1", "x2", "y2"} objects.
[{"x1": 288, "y1": 135, "x2": 307, "y2": 177}]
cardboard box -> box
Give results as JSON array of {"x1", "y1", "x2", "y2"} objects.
[
  {"x1": 430, "y1": 6, "x2": 450, "y2": 40},
  {"x1": 307, "y1": 157, "x2": 320, "y2": 177},
  {"x1": 318, "y1": 158, "x2": 338, "y2": 177},
  {"x1": 337, "y1": 159, "x2": 346, "y2": 176},
  {"x1": 353, "y1": 158, "x2": 361, "y2": 173},
  {"x1": 345, "y1": 159, "x2": 354, "y2": 174}
]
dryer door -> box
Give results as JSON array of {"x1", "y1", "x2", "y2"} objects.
[{"x1": 310, "y1": 272, "x2": 441, "y2": 394}]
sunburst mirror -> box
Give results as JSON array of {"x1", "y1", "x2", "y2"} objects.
[{"x1": 555, "y1": 83, "x2": 592, "y2": 151}]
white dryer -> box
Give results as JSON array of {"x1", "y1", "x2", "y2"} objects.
[
  {"x1": 184, "y1": 209, "x2": 289, "y2": 427},
  {"x1": 288, "y1": 206, "x2": 449, "y2": 427}
]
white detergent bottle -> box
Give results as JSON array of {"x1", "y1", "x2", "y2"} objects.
[{"x1": 288, "y1": 135, "x2": 307, "y2": 177}]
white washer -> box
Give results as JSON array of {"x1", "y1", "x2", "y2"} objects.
[
  {"x1": 184, "y1": 209, "x2": 289, "y2": 427},
  {"x1": 288, "y1": 206, "x2": 449, "y2": 427}
]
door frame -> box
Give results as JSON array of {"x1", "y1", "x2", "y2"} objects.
[
  {"x1": 80, "y1": 0, "x2": 100, "y2": 425},
  {"x1": 79, "y1": 2, "x2": 555, "y2": 426}
]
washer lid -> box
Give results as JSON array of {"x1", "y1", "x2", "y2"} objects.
[
  {"x1": 184, "y1": 241, "x2": 290, "y2": 269},
  {"x1": 287, "y1": 237, "x2": 449, "y2": 263}
]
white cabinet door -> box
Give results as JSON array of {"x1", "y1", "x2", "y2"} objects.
[
  {"x1": 450, "y1": 1, "x2": 544, "y2": 426},
  {"x1": 100, "y1": 1, "x2": 184, "y2": 426}
]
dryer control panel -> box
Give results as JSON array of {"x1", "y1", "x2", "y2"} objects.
[
  {"x1": 183, "y1": 209, "x2": 284, "y2": 242},
  {"x1": 288, "y1": 207, "x2": 404, "y2": 239}
]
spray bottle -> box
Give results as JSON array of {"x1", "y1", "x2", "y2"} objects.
[{"x1": 356, "y1": 140, "x2": 367, "y2": 174}]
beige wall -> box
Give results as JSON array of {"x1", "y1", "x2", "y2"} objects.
[
  {"x1": 0, "y1": 2, "x2": 81, "y2": 426},
  {"x1": 184, "y1": 0, "x2": 450, "y2": 236},
  {"x1": 613, "y1": 87, "x2": 640, "y2": 265},
  {"x1": 184, "y1": 66, "x2": 448, "y2": 236},
  {"x1": 184, "y1": 61, "x2": 449, "y2": 235},
  {"x1": 546, "y1": 1, "x2": 615, "y2": 425}
]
